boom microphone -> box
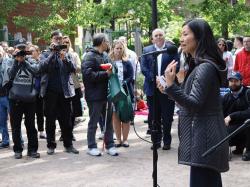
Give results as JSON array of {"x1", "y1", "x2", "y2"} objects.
[{"x1": 142, "y1": 45, "x2": 178, "y2": 56}]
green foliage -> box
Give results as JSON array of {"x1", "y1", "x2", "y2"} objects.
[
  {"x1": 0, "y1": 0, "x2": 28, "y2": 27},
  {"x1": 185, "y1": 0, "x2": 250, "y2": 38},
  {"x1": 4, "y1": 0, "x2": 250, "y2": 42},
  {"x1": 136, "y1": 73, "x2": 145, "y2": 91}
]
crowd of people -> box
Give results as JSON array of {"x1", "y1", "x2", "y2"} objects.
[{"x1": 0, "y1": 18, "x2": 250, "y2": 187}]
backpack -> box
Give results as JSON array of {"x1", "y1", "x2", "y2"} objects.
[{"x1": 9, "y1": 65, "x2": 37, "y2": 102}]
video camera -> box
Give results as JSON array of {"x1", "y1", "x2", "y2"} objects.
[
  {"x1": 13, "y1": 50, "x2": 32, "y2": 57},
  {"x1": 50, "y1": 44, "x2": 67, "y2": 51},
  {"x1": 13, "y1": 43, "x2": 32, "y2": 58}
]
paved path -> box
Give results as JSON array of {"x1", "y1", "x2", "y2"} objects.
[{"x1": 0, "y1": 114, "x2": 249, "y2": 187}]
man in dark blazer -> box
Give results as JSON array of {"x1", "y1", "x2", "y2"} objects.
[{"x1": 141, "y1": 28, "x2": 179, "y2": 150}]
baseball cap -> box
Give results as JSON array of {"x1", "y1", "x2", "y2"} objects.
[
  {"x1": 14, "y1": 38, "x2": 27, "y2": 46},
  {"x1": 228, "y1": 71, "x2": 242, "y2": 80}
]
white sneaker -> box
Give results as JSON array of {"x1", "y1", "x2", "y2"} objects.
[
  {"x1": 87, "y1": 148, "x2": 102, "y2": 156},
  {"x1": 107, "y1": 147, "x2": 119, "y2": 156}
]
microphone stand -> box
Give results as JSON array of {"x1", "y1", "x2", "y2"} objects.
[
  {"x1": 141, "y1": 47, "x2": 177, "y2": 187},
  {"x1": 202, "y1": 119, "x2": 250, "y2": 157},
  {"x1": 151, "y1": 52, "x2": 160, "y2": 187}
]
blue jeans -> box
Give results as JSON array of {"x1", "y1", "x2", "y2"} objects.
[{"x1": 0, "y1": 96, "x2": 9, "y2": 145}]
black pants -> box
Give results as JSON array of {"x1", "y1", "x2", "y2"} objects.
[
  {"x1": 245, "y1": 126, "x2": 250, "y2": 152},
  {"x1": 190, "y1": 166, "x2": 222, "y2": 187},
  {"x1": 147, "y1": 90, "x2": 175, "y2": 145},
  {"x1": 9, "y1": 100, "x2": 38, "y2": 153},
  {"x1": 44, "y1": 91, "x2": 73, "y2": 149},
  {"x1": 228, "y1": 125, "x2": 250, "y2": 151},
  {"x1": 71, "y1": 88, "x2": 83, "y2": 129},
  {"x1": 35, "y1": 95, "x2": 44, "y2": 132}
]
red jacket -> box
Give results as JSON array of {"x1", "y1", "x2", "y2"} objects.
[{"x1": 234, "y1": 49, "x2": 250, "y2": 86}]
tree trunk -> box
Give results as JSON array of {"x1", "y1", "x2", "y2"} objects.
[
  {"x1": 110, "y1": 18, "x2": 115, "y2": 31},
  {"x1": 221, "y1": 22, "x2": 229, "y2": 39}
]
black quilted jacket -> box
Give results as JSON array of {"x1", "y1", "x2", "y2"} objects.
[
  {"x1": 165, "y1": 59, "x2": 229, "y2": 173},
  {"x1": 82, "y1": 48, "x2": 109, "y2": 102}
]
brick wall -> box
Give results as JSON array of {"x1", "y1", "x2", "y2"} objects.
[{"x1": 7, "y1": 2, "x2": 50, "y2": 46}]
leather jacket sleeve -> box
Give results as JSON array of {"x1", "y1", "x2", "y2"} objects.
[{"x1": 165, "y1": 63, "x2": 216, "y2": 112}]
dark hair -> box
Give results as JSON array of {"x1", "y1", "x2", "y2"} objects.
[
  {"x1": 226, "y1": 40, "x2": 233, "y2": 51},
  {"x1": 183, "y1": 19, "x2": 225, "y2": 68},
  {"x1": 51, "y1": 30, "x2": 62, "y2": 38},
  {"x1": 93, "y1": 33, "x2": 108, "y2": 47},
  {"x1": 235, "y1": 36, "x2": 243, "y2": 44},
  {"x1": 217, "y1": 38, "x2": 228, "y2": 51}
]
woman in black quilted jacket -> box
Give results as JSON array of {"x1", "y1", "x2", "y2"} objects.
[{"x1": 159, "y1": 19, "x2": 229, "y2": 187}]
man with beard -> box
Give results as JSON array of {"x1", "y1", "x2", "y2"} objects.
[{"x1": 223, "y1": 71, "x2": 250, "y2": 161}]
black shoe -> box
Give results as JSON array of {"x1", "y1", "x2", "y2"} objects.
[
  {"x1": 14, "y1": 152, "x2": 22, "y2": 159},
  {"x1": 151, "y1": 144, "x2": 161, "y2": 150},
  {"x1": 27, "y1": 151, "x2": 40, "y2": 158},
  {"x1": 39, "y1": 133, "x2": 46, "y2": 139},
  {"x1": 162, "y1": 144, "x2": 171, "y2": 150},
  {"x1": 0, "y1": 143, "x2": 9, "y2": 149},
  {"x1": 122, "y1": 141, "x2": 129, "y2": 148},
  {"x1": 47, "y1": 148, "x2": 55, "y2": 155},
  {"x1": 242, "y1": 151, "x2": 250, "y2": 161},
  {"x1": 130, "y1": 121, "x2": 134, "y2": 126},
  {"x1": 232, "y1": 148, "x2": 244, "y2": 155},
  {"x1": 146, "y1": 129, "x2": 151, "y2": 135},
  {"x1": 115, "y1": 143, "x2": 122, "y2": 148},
  {"x1": 59, "y1": 136, "x2": 63, "y2": 141},
  {"x1": 144, "y1": 120, "x2": 148, "y2": 124},
  {"x1": 65, "y1": 146, "x2": 79, "y2": 154}
]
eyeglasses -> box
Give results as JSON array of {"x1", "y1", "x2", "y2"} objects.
[{"x1": 243, "y1": 41, "x2": 250, "y2": 43}]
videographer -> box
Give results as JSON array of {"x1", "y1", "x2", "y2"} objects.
[
  {"x1": 8, "y1": 42, "x2": 41, "y2": 159},
  {"x1": 39, "y1": 30, "x2": 79, "y2": 155}
]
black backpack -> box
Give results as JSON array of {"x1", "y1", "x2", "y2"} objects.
[{"x1": 9, "y1": 65, "x2": 37, "y2": 102}]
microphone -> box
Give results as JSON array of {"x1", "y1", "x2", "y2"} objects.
[{"x1": 142, "y1": 45, "x2": 178, "y2": 56}]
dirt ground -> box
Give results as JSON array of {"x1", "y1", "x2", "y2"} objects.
[{"x1": 0, "y1": 114, "x2": 249, "y2": 187}]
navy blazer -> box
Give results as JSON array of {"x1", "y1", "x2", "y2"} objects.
[
  {"x1": 114, "y1": 60, "x2": 134, "y2": 101},
  {"x1": 140, "y1": 42, "x2": 179, "y2": 96}
]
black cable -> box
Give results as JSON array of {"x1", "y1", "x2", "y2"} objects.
[{"x1": 131, "y1": 58, "x2": 152, "y2": 144}]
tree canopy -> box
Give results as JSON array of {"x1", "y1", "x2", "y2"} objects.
[{"x1": 3, "y1": 0, "x2": 250, "y2": 42}]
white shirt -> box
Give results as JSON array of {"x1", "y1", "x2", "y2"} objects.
[
  {"x1": 154, "y1": 44, "x2": 164, "y2": 76},
  {"x1": 115, "y1": 60, "x2": 124, "y2": 83},
  {"x1": 126, "y1": 49, "x2": 140, "y2": 80},
  {"x1": 223, "y1": 51, "x2": 234, "y2": 76}
]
